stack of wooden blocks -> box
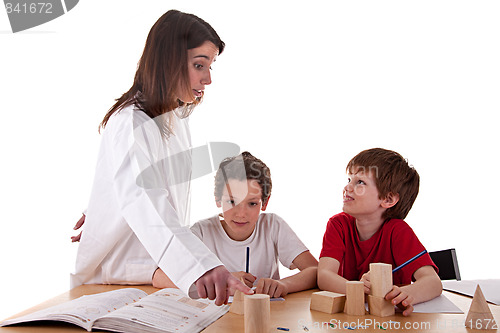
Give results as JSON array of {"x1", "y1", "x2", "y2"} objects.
[
  {"x1": 367, "y1": 263, "x2": 395, "y2": 317},
  {"x1": 310, "y1": 262, "x2": 398, "y2": 317}
]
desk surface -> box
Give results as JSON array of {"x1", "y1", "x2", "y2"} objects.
[{"x1": 1, "y1": 285, "x2": 499, "y2": 332}]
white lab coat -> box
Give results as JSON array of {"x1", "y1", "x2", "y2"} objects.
[{"x1": 70, "y1": 105, "x2": 223, "y2": 295}]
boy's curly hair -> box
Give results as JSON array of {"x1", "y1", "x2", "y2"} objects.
[{"x1": 214, "y1": 151, "x2": 272, "y2": 205}]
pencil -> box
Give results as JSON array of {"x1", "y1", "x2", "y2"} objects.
[
  {"x1": 246, "y1": 246, "x2": 250, "y2": 273},
  {"x1": 392, "y1": 250, "x2": 427, "y2": 273}
]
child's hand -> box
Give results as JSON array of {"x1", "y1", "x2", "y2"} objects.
[
  {"x1": 255, "y1": 278, "x2": 288, "y2": 298},
  {"x1": 360, "y1": 272, "x2": 371, "y2": 294},
  {"x1": 231, "y1": 271, "x2": 256, "y2": 288},
  {"x1": 152, "y1": 268, "x2": 177, "y2": 289},
  {"x1": 385, "y1": 286, "x2": 415, "y2": 316}
]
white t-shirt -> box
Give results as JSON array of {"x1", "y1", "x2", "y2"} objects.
[{"x1": 190, "y1": 213, "x2": 309, "y2": 282}]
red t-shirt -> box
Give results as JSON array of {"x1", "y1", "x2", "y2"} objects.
[{"x1": 320, "y1": 212, "x2": 437, "y2": 285}]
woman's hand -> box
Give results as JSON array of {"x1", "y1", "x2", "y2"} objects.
[
  {"x1": 71, "y1": 214, "x2": 85, "y2": 242},
  {"x1": 195, "y1": 266, "x2": 253, "y2": 306}
]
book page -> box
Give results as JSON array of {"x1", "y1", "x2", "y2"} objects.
[
  {"x1": 443, "y1": 279, "x2": 500, "y2": 305},
  {"x1": 94, "y1": 288, "x2": 229, "y2": 333},
  {"x1": 412, "y1": 294, "x2": 463, "y2": 313},
  {"x1": 0, "y1": 288, "x2": 147, "y2": 331}
]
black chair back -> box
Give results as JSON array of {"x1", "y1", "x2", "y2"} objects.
[{"x1": 429, "y1": 248, "x2": 461, "y2": 281}]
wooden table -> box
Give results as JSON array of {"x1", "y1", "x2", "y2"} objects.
[{"x1": 1, "y1": 285, "x2": 499, "y2": 332}]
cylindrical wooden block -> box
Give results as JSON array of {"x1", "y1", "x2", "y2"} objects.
[
  {"x1": 244, "y1": 294, "x2": 270, "y2": 333},
  {"x1": 344, "y1": 281, "x2": 365, "y2": 316},
  {"x1": 369, "y1": 263, "x2": 393, "y2": 297}
]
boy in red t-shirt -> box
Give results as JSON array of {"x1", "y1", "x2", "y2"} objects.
[{"x1": 318, "y1": 148, "x2": 442, "y2": 316}]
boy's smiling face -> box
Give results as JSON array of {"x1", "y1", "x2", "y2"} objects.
[
  {"x1": 343, "y1": 167, "x2": 386, "y2": 221},
  {"x1": 218, "y1": 178, "x2": 266, "y2": 241}
]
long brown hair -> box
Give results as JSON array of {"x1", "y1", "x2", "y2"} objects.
[{"x1": 100, "y1": 10, "x2": 224, "y2": 136}]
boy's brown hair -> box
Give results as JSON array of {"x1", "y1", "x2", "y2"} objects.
[
  {"x1": 346, "y1": 148, "x2": 419, "y2": 220},
  {"x1": 214, "y1": 151, "x2": 272, "y2": 205}
]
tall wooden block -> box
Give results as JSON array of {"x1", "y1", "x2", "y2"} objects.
[
  {"x1": 465, "y1": 285, "x2": 497, "y2": 330},
  {"x1": 367, "y1": 295, "x2": 395, "y2": 317},
  {"x1": 310, "y1": 291, "x2": 346, "y2": 314},
  {"x1": 244, "y1": 294, "x2": 270, "y2": 333},
  {"x1": 370, "y1": 263, "x2": 393, "y2": 298},
  {"x1": 344, "y1": 281, "x2": 366, "y2": 316}
]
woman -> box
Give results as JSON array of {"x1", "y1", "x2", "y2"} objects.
[{"x1": 71, "y1": 10, "x2": 251, "y2": 306}]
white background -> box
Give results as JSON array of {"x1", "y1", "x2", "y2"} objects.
[{"x1": 1, "y1": 0, "x2": 499, "y2": 320}]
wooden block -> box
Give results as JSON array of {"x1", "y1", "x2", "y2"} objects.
[
  {"x1": 367, "y1": 295, "x2": 395, "y2": 317},
  {"x1": 344, "y1": 281, "x2": 366, "y2": 316},
  {"x1": 465, "y1": 285, "x2": 498, "y2": 330},
  {"x1": 229, "y1": 277, "x2": 246, "y2": 315},
  {"x1": 244, "y1": 294, "x2": 270, "y2": 333},
  {"x1": 310, "y1": 291, "x2": 346, "y2": 314},
  {"x1": 369, "y1": 263, "x2": 393, "y2": 298},
  {"x1": 229, "y1": 289, "x2": 245, "y2": 315},
  {"x1": 469, "y1": 285, "x2": 491, "y2": 313}
]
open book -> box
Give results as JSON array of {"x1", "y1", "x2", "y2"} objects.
[{"x1": 0, "y1": 288, "x2": 228, "y2": 333}]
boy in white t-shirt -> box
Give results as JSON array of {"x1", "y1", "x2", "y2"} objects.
[{"x1": 153, "y1": 152, "x2": 318, "y2": 297}]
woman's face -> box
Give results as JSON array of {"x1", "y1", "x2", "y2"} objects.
[{"x1": 178, "y1": 41, "x2": 219, "y2": 103}]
